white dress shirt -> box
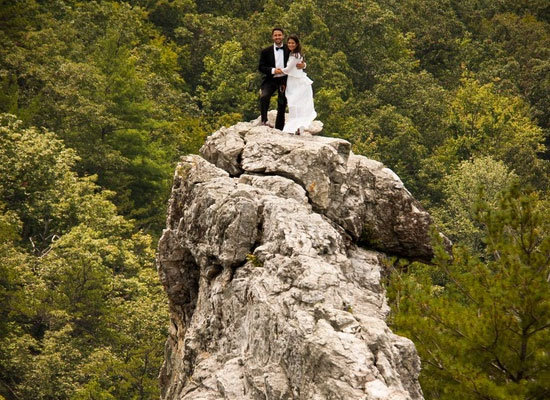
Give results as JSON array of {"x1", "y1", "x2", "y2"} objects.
[{"x1": 272, "y1": 44, "x2": 285, "y2": 77}]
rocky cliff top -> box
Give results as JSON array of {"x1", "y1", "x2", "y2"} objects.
[{"x1": 157, "y1": 116, "x2": 430, "y2": 399}]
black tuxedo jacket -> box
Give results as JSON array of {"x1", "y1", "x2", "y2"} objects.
[{"x1": 258, "y1": 44, "x2": 290, "y2": 84}]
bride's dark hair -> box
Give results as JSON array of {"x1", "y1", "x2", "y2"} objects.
[{"x1": 288, "y1": 35, "x2": 302, "y2": 57}]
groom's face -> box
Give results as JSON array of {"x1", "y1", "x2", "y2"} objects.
[{"x1": 272, "y1": 30, "x2": 284, "y2": 46}]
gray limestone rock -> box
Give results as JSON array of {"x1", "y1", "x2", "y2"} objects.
[{"x1": 157, "y1": 118, "x2": 427, "y2": 400}]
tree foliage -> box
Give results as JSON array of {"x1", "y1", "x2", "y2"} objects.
[
  {"x1": 1, "y1": 0, "x2": 550, "y2": 398},
  {"x1": 432, "y1": 156, "x2": 519, "y2": 251},
  {"x1": 388, "y1": 186, "x2": 550, "y2": 400},
  {"x1": 0, "y1": 115, "x2": 168, "y2": 400}
]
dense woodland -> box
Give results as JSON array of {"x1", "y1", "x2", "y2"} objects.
[{"x1": 0, "y1": 1, "x2": 549, "y2": 399}]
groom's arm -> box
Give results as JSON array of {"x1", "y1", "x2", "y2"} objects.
[{"x1": 258, "y1": 49, "x2": 273, "y2": 76}]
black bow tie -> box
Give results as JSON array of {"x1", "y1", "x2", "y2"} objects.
[{"x1": 276, "y1": 47, "x2": 283, "y2": 51}]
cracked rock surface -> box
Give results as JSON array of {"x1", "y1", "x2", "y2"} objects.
[{"x1": 157, "y1": 117, "x2": 428, "y2": 399}]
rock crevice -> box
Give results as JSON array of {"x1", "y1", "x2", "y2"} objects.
[{"x1": 157, "y1": 118, "x2": 430, "y2": 399}]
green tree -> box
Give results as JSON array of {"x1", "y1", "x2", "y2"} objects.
[
  {"x1": 195, "y1": 0, "x2": 267, "y2": 18},
  {"x1": 197, "y1": 40, "x2": 258, "y2": 120},
  {"x1": 421, "y1": 76, "x2": 548, "y2": 203},
  {"x1": 0, "y1": 1, "x2": 200, "y2": 232},
  {"x1": 433, "y1": 156, "x2": 519, "y2": 250},
  {"x1": 477, "y1": 13, "x2": 550, "y2": 132},
  {"x1": 0, "y1": 115, "x2": 168, "y2": 400},
  {"x1": 389, "y1": 0, "x2": 466, "y2": 85},
  {"x1": 316, "y1": 0, "x2": 417, "y2": 90},
  {"x1": 388, "y1": 185, "x2": 550, "y2": 399},
  {"x1": 0, "y1": 114, "x2": 80, "y2": 252},
  {"x1": 351, "y1": 105, "x2": 428, "y2": 194}
]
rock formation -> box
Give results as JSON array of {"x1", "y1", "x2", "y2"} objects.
[{"x1": 157, "y1": 115, "x2": 433, "y2": 399}]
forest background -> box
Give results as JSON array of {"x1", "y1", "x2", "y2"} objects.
[{"x1": 1, "y1": 0, "x2": 549, "y2": 399}]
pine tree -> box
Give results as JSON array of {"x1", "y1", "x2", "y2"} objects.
[{"x1": 388, "y1": 185, "x2": 550, "y2": 399}]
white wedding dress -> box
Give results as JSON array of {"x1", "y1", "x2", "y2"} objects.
[{"x1": 282, "y1": 54, "x2": 317, "y2": 134}]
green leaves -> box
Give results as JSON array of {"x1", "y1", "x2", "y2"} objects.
[
  {"x1": 419, "y1": 75, "x2": 548, "y2": 206},
  {"x1": 198, "y1": 40, "x2": 258, "y2": 118},
  {"x1": 0, "y1": 1, "x2": 201, "y2": 234},
  {"x1": 0, "y1": 115, "x2": 168, "y2": 400},
  {"x1": 0, "y1": 1, "x2": 549, "y2": 398},
  {"x1": 433, "y1": 156, "x2": 519, "y2": 250},
  {"x1": 0, "y1": 114, "x2": 79, "y2": 251},
  {"x1": 451, "y1": 77, "x2": 545, "y2": 178},
  {"x1": 388, "y1": 186, "x2": 550, "y2": 399}
]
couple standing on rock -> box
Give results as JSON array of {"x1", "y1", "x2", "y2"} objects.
[{"x1": 258, "y1": 27, "x2": 317, "y2": 135}]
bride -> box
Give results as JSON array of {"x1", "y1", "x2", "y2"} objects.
[{"x1": 278, "y1": 35, "x2": 317, "y2": 135}]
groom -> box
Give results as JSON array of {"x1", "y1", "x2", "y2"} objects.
[{"x1": 258, "y1": 27, "x2": 304, "y2": 130}]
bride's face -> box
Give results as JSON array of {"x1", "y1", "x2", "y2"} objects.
[{"x1": 287, "y1": 39, "x2": 297, "y2": 51}]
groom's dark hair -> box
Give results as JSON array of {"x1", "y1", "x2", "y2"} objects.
[{"x1": 272, "y1": 27, "x2": 284, "y2": 35}]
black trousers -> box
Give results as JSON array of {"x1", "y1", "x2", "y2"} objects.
[{"x1": 260, "y1": 77, "x2": 287, "y2": 130}]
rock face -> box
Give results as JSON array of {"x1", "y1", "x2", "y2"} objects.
[{"x1": 157, "y1": 117, "x2": 431, "y2": 400}]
